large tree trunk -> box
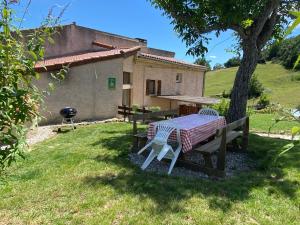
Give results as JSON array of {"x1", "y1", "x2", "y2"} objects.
[{"x1": 227, "y1": 40, "x2": 259, "y2": 123}]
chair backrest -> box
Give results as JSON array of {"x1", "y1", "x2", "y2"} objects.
[
  {"x1": 198, "y1": 108, "x2": 219, "y2": 117},
  {"x1": 153, "y1": 123, "x2": 176, "y2": 145}
]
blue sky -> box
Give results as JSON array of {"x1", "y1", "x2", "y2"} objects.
[{"x1": 14, "y1": 0, "x2": 300, "y2": 66}]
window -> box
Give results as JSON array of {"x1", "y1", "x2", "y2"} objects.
[
  {"x1": 146, "y1": 79, "x2": 156, "y2": 95},
  {"x1": 123, "y1": 72, "x2": 131, "y2": 84},
  {"x1": 176, "y1": 73, "x2": 182, "y2": 83}
]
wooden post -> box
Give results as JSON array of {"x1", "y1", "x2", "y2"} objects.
[
  {"x1": 142, "y1": 107, "x2": 146, "y2": 123},
  {"x1": 123, "y1": 105, "x2": 126, "y2": 122},
  {"x1": 203, "y1": 153, "x2": 214, "y2": 168},
  {"x1": 217, "y1": 127, "x2": 227, "y2": 171},
  {"x1": 242, "y1": 117, "x2": 249, "y2": 151},
  {"x1": 133, "y1": 118, "x2": 137, "y2": 135}
]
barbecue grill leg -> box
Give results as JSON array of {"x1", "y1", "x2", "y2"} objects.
[{"x1": 71, "y1": 118, "x2": 77, "y2": 130}]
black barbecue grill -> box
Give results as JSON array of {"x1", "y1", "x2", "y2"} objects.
[{"x1": 59, "y1": 107, "x2": 77, "y2": 131}]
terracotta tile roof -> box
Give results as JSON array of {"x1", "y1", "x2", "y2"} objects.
[
  {"x1": 35, "y1": 46, "x2": 141, "y2": 72},
  {"x1": 138, "y1": 52, "x2": 206, "y2": 70},
  {"x1": 92, "y1": 41, "x2": 116, "y2": 50}
]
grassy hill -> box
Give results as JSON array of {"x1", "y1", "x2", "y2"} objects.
[{"x1": 205, "y1": 62, "x2": 300, "y2": 107}]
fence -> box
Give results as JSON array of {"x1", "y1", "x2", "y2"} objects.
[{"x1": 118, "y1": 105, "x2": 152, "y2": 121}]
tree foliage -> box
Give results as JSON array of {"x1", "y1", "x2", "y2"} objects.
[
  {"x1": 213, "y1": 63, "x2": 224, "y2": 70},
  {"x1": 224, "y1": 57, "x2": 241, "y2": 68},
  {"x1": 150, "y1": 0, "x2": 298, "y2": 56},
  {"x1": 263, "y1": 35, "x2": 300, "y2": 70},
  {"x1": 150, "y1": 0, "x2": 299, "y2": 122},
  {"x1": 0, "y1": 0, "x2": 66, "y2": 172},
  {"x1": 194, "y1": 57, "x2": 211, "y2": 70}
]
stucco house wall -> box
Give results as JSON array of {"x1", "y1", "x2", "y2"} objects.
[
  {"x1": 132, "y1": 59, "x2": 205, "y2": 110},
  {"x1": 43, "y1": 24, "x2": 145, "y2": 59},
  {"x1": 36, "y1": 58, "x2": 124, "y2": 124},
  {"x1": 31, "y1": 24, "x2": 206, "y2": 124}
]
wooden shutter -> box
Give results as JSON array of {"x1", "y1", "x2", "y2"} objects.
[
  {"x1": 146, "y1": 79, "x2": 150, "y2": 95},
  {"x1": 157, "y1": 80, "x2": 161, "y2": 96}
]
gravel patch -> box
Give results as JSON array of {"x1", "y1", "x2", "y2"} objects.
[
  {"x1": 26, "y1": 118, "x2": 123, "y2": 147},
  {"x1": 129, "y1": 150, "x2": 256, "y2": 179},
  {"x1": 26, "y1": 126, "x2": 56, "y2": 147}
]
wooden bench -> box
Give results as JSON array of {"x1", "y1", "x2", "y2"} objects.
[
  {"x1": 130, "y1": 109, "x2": 179, "y2": 151},
  {"x1": 192, "y1": 116, "x2": 249, "y2": 177}
]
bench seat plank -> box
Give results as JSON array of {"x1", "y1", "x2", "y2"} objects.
[{"x1": 194, "y1": 131, "x2": 242, "y2": 154}]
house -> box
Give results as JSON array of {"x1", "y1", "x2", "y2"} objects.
[{"x1": 34, "y1": 23, "x2": 208, "y2": 124}]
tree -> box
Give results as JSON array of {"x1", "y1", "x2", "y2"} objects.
[
  {"x1": 224, "y1": 57, "x2": 241, "y2": 68},
  {"x1": 0, "y1": 0, "x2": 66, "y2": 172},
  {"x1": 149, "y1": 0, "x2": 299, "y2": 122},
  {"x1": 194, "y1": 57, "x2": 211, "y2": 70},
  {"x1": 263, "y1": 35, "x2": 300, "y2": 70},
  {"x1": 213, "y1": 63, "x2": 224, "y2": 70}
]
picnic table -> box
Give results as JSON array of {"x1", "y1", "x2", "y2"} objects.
[{"x1": 147, "y1": 114, "x2": 226, "y2": 153}]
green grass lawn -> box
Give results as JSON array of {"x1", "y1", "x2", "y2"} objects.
[
  {"x1": 205, "y1": 63, "x2": 300, "y2": 107},
  {"x1": 1, "y1": 123, "x2": 299, "y2": 224},
  {"x1": 250, "y1": 113, "x2": 299, "y2": 134}
]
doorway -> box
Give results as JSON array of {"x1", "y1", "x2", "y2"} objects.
[{"x1": 122, "y1": 89, "x2": 131, "y2": 106}]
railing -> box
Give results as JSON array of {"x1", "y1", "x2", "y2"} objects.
[{"x1": 118, "y1": 105, "x2": 152, "y2": 121}]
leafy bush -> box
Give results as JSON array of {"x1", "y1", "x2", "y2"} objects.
[
  {"x1": 221, "y1": 89, "x2": 232, "y2": 98},
  {"x1": 256, "y1": 94, "x2": 270, "y2": 109},
  {"x1": 211, "y1": 98, "x2": 229, "y2": 117},
  {"x1": 0, "y1": 2, "x2": 65, "y2": 172},
  {"x1": 264, "y1": 41, "x2": 280, "y2": 60},
  {"x1": 248, "y1": 74, "x2": 264, "y2": 99},
  {"x1": 131, "y1": 104, "x2": 139, "y2": 113},
  {"x1": 291, "y1": 74, "x2": 300, "y2": 81},
  {"x1": 224, "y1": 57, "x2": 241, "y2": 68},
  {"x1": 257, "y1": 103, "x2": 283, "y2": 114},
  {"x1": 221, "y1": 74, "x2": 264, "y2": 100},
  {"x1": 148, "y1": 106, "x2": 161, "y2": 112},
  {"x1": 263, "y1": 35, "x2": 300, "y2": 70}
]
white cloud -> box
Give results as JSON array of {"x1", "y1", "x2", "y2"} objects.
[{"x1": 210, "y1": 55, "x2": 217, "y2": 59}]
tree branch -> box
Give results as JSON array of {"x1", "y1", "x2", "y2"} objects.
[
  {"x1": 257, "y1": 6, "x2": 279, "y2": 50},
  {"x1": 252, "y1": 0, "x2": 280, "y2": 37},
  {"x1": 230, "y1": 24, "x2": 247, "y2": 39}
]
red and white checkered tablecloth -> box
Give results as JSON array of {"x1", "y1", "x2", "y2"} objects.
[{"x1": 147, "y1": 114, "x2": 226, "y2": 153}]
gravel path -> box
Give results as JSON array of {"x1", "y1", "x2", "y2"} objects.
[
  {"x1": 254, "y1": 132, "x2": 299, "y2": 140},
  {"x1": 26, "y1": 126, "x2": 56, "y2": 147},
  {"x1": 129, "y1": 150, "x2": 256, "y2": 179},
  {"x1": 26, "y1": 118, "x2": 124, "y2": 148}
]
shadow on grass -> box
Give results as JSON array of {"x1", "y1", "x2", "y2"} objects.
[{"x1": 83, "y1": 131, "x2": 300, "y2": 214}]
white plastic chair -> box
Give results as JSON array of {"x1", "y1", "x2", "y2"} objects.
[
  {"x1": 198, "y1": 108, "x2": 219, "y2": 117},
  {"x1": 138, "y1": 122, "x2": 182, "y2": 174}
]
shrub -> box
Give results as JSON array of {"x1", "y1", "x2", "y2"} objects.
[
  {"x1": 291, "y1": 74, "x2": 300, "y2": 81},
  {"x1": 256, "y1": 94, "x2": 270, "y2": 109},
  {"x1": 148, "y1": 106, "x2": 161, "y2": 112},
  {"x1": 258, "y1": 103, "x2": 283, "y2": 114},
  {"x1": 221, "y1": 74, "x2": 264, "y2": 100},
  {"x1": 0, "y1": 2, "x2": 66, "y2": 172},
  {"x1": 211, "y1": 98, "x2": 229, "y2": 117},
  {"x1": 131, "y1": 104, "x2": 140, "y2": 113},
  {"x1": 263, "y1": 35, "x2": 300, "y2": 70},
  {"x1": 248, "y1": 74, "x2": 264, "y2": 99},
  {"x1": 224, "y1": 57, "x2": 241, "y2": 68},
  {"x1": 221, "y1": 89, "x2": 232, "y2": 98}
]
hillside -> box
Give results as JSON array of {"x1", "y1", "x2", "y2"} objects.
[{"x1": 205, "y1": 62, "x2": 300, "y2": 107}]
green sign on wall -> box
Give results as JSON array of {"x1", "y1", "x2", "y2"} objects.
[{"x1": 108, "y1": 77, "x2": 116, "y2": 90}]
